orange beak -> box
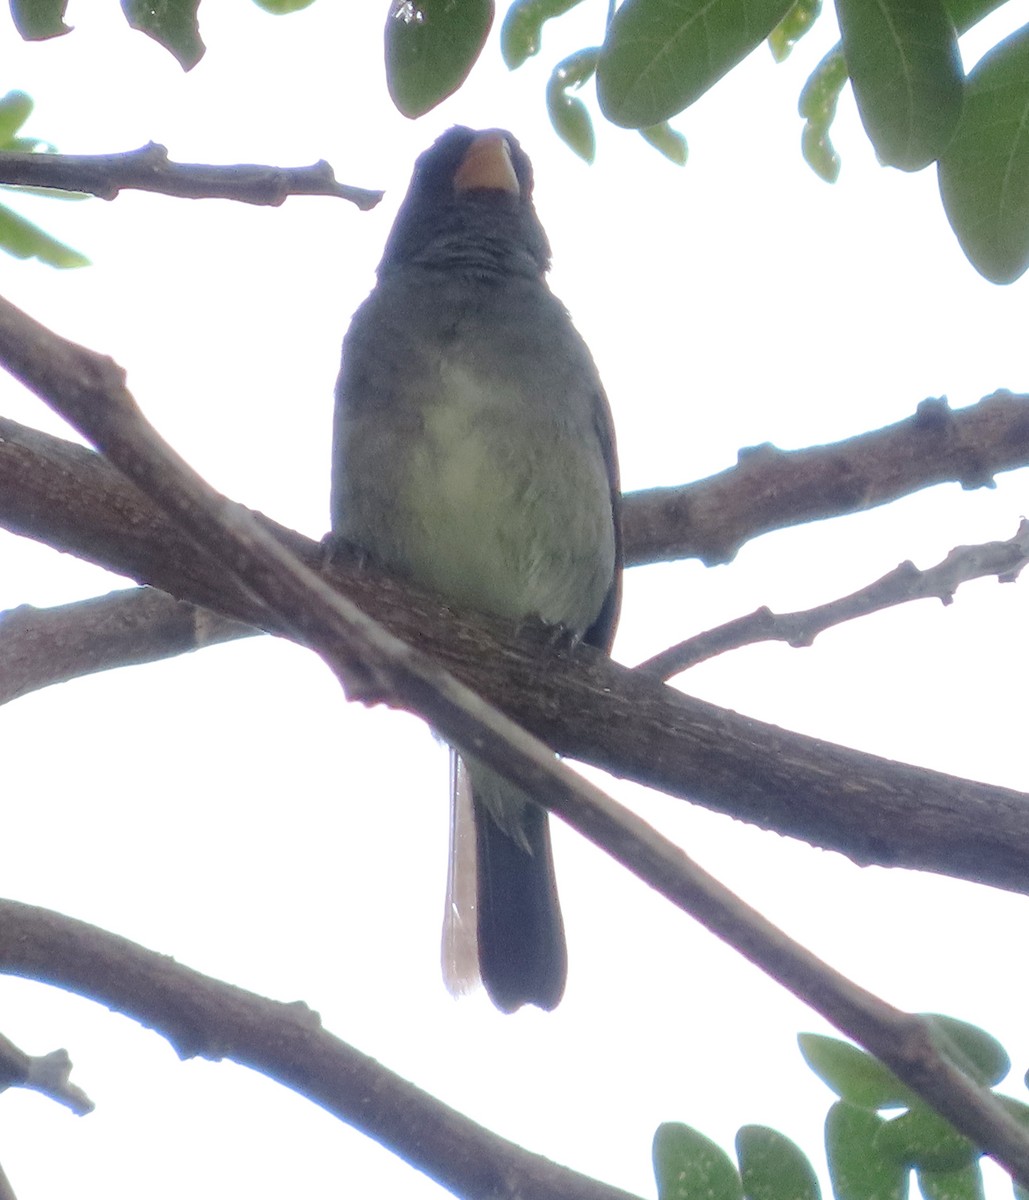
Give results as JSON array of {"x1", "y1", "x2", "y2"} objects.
[{"x1": 453, "y1": 133, "x2": 520, "y2": 195}]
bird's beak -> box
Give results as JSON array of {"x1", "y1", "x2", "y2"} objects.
[{"x1": 453, "y1": 133, "x2": 519, "y2": 196}]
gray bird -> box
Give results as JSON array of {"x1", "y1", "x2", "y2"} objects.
[{"x1": 331, "y1": 126, "x2": 621, "y2": 1012}]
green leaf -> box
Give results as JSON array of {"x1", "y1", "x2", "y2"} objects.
[
  {"x1": 736, "y1": 1125, "x2": 821, "y2": 1200},
  {"x1": 943, "y1": 0, "x2": 1010, "y2": 36},
  {"x1": 801, "y1": 121, "x2": 840, "y2": 181},
  {"x1": 825, "y1": 1102, "x2": 909, "y2": 1200},
  {"x1": 836, "y1": 0, "x2": 963, "y2": 171},
  {"x1": 641, "y1": 121, "x2": 688, "y2": 164},
  {"x1": 501, "y1": 0, "x2": 586, "y2": 68},
  {"x1": 121, "y1": 0, "x2": 205, "y2": 70},
  {"x1": 596, "y1": 0, "x2": 797, "y2": 128},
  {"x1": 0, "y1": 202, "x2": 88, "y2": 267},
  {"x1": 938, "y1": 23, "x2": 1029, "y2": 283},
  {"x1": 797, "y1": 0, "x2": 999, "y2": 179},
  {"x1": 654, "y1": 1123, "x2": 744, "y2": 1200},
  {"x1": 546, "y1": 49, "x2": 598, "y2": 162},
  {"x1": 916, "y1": 1160, "x2": 986, "y2": 1200},
  {"x1": 385, "y1": 0, "x2": 494, "y2": 117},
  {"x1": 922, "y1": 1015, "x2": 1009, "y2": 1087},
  {"x1": 251, "y1": 0, "x2": 316, "y2": 10},
  {"x1": 798, "y1": 47, "x2": 846, "y2": 181},
  {"x1": 769, "y1": 0, "x2": 822, "y2": 63},
  {"x1": 799, "y1": 1033, "x2": 918, "y2": 1110},
  {"x1": 10, "y1": 0, "x2": 70, "y2": 39},
  {"x1": 874, "y1": 1105, "x2": 978, "y2": 1172},
  {"x1": 0, "y1": 91, "x2": 34, "y2": 147}
]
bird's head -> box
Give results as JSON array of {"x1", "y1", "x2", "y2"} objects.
[{"x1": 378, "y1": 126, "x2": 552, "y2": 279}]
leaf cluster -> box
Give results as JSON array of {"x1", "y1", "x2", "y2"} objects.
[
  {"x1": 495, "y1": 0, "x2": 1028, "y2": 283},
  {"x1": 655, "y1": 1016, "x2": 1029, "y2": 1200},
  {"x1": 6, "y1": 0, "x2": 1029, "y2": 280}
]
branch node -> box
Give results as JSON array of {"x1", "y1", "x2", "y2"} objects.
[
  {"x1": 913, "y1": 395, "x2": 952, "y2": 431},
  {"x1": 736, "y1": 440, "x2": 780, "y2": 465}
]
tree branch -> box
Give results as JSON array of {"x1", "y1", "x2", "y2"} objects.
[
  {"x1": 5, "y1": 388, "x2": 1029, "y2": 586},
  {"x1": 0, "y1": 1029, "x2": 94, "y2": 1115},
  {"x1": 0, "y1": 589, "x2": 254, "y2": 703},
  {"x1": 641, "y1": 519, "x2": 1029, "y2": 675},
  {"x1": 0, "y1": 901, "x2": 642, "y2": 1200},
  {"x1": 4, "y1": 293, "x2": 1029, "y2": 1187},
  {"x1": 623, "y1": 393, "x2": 1029, "y2": 566},
  {"x1": 4, "y1": 416, "x2": 1029, "y2": 900},
  {"x1": 0, "y1": 1160, "x2": 17, "y2": 1200},
  {"x1": 0, "y1": 144, "x2": 383, "y2": 210}
]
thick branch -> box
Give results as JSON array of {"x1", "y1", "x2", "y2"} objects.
[
  {"x1": 4, "y1": 416, "x2": 1029, "y2": 899},
  {"x1": 0, "y1": 590, "x2": 254, "y2": 703},
  {"x1": 11, "y1": 507, "x2": 1025, "y2": 714},
  {"x1": 0, "y1": 901, "x2": 640, "y2": 1200},
  {"x1": 5, "y1": 390, "x2": 1029, "y2": 584},
  {"x1": 4, "y1": 301, "x2": 1029, "y2": 1186},
  {"x1": 624, "y1": 393, "x2": 1029, "y2": 566},
  {"x1": 0, "y1": 144, "x2": 383, "y2": 210}
]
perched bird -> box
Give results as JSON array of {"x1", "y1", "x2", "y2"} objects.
[{"x1": 331, "y1": 126, "x2": 621, "y2": 1012}]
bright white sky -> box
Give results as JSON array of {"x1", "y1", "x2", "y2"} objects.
[{"x1": 2, "y1": 2, "x2": 1029, "y2": 1198}]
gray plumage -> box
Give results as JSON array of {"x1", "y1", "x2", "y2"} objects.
[{"x1": 331, "y1": 127, "x2": 620, "y2": 1011}]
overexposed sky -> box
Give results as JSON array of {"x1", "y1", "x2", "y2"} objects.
[{"x1": 2, "y1": 3, "x2": 1029, "y2": 1198}]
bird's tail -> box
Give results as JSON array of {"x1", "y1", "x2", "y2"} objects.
[{"x1": 441, "y1": 752, "x2": 566, "y2": 1012}]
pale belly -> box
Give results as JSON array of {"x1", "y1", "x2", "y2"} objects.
[{"x1": 338, "y1": 360, "x2": 615, "y2": 634}]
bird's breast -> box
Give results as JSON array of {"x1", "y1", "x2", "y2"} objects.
[
  {"x1": 333, "y1": 275, "x2": 616, "y2": 633},
  {"x1": 400, "y1": 354, "x2": 614, "y2": 631}
]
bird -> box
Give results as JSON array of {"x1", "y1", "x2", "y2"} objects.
[{"x1": 330, "y1": 126, "x2": 621, "y2": 1012}]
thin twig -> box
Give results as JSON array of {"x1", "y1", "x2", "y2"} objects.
[
  {"x1": 3, "y1": 296, "x2": 1029, "y2": 1186},
  {"x1": 0, "y1": 143, "x2": 383, "y2": 210},
  {"x1": 642, "y1": 519, "x2": 1029, "y2": 676},
  {"x1": 0, "y1": 1029, "x2": 94, "y2": 1114}
]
